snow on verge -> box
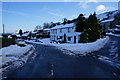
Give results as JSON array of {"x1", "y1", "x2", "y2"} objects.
[
  {"x1": 0, "y1": 44, "x2": 36, "y2": 79},
  {"x1": 51, "y1": 37, "x2": 109, "y2": 55}
]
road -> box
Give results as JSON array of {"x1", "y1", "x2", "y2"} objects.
[{"x1": 5, "y1": 36, "x2": 120, "y2": 79}]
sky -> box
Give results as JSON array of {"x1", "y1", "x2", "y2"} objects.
[{"x1": 1, "y1": 1, "x2": 119, "y2": 33}]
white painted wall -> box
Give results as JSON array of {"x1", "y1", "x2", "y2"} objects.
[{"x1": 50, "y1": 26, "x2": 80, "y2": 43}]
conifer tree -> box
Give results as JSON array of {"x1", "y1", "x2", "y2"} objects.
[
  {"x1": 75, "y1": 14, "x2": 86, "y2": 32},
  {"x1": 79, "y1": 12, "x2": 102, "y2": 43},
  {"x1": 19, "y1": 29, "x2": 23, "y2": 36}
]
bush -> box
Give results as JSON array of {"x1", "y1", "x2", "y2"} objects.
[{"x1": 2, "y1": 38, "x2": 15, "y2": 48}]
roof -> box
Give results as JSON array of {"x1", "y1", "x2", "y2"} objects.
[
  {"x1": 32, "y1": 31, "x2": 37, "y2": 34},
  {"x1": 22, "y1": 33, "x2": 30, "y2": 37},
  {"x1": 101, "y1": 18, "x2": 114, "y2": 23},
  {"x1": 12, "y1": 33, "x2": 17, "y2": 35},
  {"x1": 116, "y1": 25, "x2": 120, "y2": 28},
  {"x1": 44, "y1": 28, "x2": 50, "y2": 31},
  {"x1": 16, "y1": 34, "x2": 21, "y2": 37},
  {"x1": 51, "y1": 23, "x2": 75, "y2": 29}
]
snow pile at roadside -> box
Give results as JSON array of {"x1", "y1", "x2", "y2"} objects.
[
  {"x1": 106, "y1": 33, "x2": 120, "y2": 37},
  {"x1": 51, "y1": 37, "x2": 109, "y2": 55},
  {"x1": 0, "y1": 44, "x2": 35, "y2": 78}
]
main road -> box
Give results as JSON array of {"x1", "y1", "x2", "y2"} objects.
[{"x1": 6, "y1": 36, "x2": 120, "y2": 79}]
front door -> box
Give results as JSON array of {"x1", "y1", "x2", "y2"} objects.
[{"x1": 74, "y1": 36, "x2": 76, "y2": 43}]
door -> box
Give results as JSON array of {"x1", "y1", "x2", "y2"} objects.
[{"x1": 74, "y1": 36, "x2": 76, "y2": 43}]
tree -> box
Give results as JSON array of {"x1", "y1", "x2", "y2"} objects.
[
  {"x1": 34, "y1": 25, "x2": 42, "y2": 31},
  {"x1": 114, "y1": 12, "x2": 120, "y2": 25},
  {"x1": 63, "y1": 18, "x2": 68, "y2": 25},
  {"x1": 79, "y1": 12, "x2": 102, "y2": 43},
  {"x1": 75, "y1": 14, "x2": 86, "y2": 32},
  {"x1": 43, "y1": 23, "x2": 50, "y2": 29},
  {"x1": 19, "y1": 29, "x2": 23, "y2": 36}
]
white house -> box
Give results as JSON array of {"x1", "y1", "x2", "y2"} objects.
[
  {"x1": 100, "y1": 18, "x2": 115, "y2": 32},
  {"x1": 50, "y1": 23, "x2": 81, "y2": 43}
]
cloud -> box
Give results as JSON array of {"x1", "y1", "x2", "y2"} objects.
[
  {"x1": 48, "y1": 11, "x2": 65, "y2": 18},
  {"x1": 77, "y1": 2, "x2": 89, "y2": 9},
  {"x1": 96, "y1": 5, "x2": 107, "y2": 11},
  {"x1": 88, "y1": 0, "x2": 98, "y2": 3},
  {"x1": 1, "y1": 10, "x2": 27, "y2": 16}
]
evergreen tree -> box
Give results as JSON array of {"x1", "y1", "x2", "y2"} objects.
[
  {"x1": 79, "y1": 12, "x2": 102, "y2": 43},
  {"x1": 19, "y1": 29, "x2": 23, "y2": 36},
  {"x1": 75, "y1": 14, "x2": 86, "y2": 32},
  {"x1": 63, "y1": 18, "x2": 68, "y2": 25}
]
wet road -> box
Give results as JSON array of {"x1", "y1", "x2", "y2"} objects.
[{"x1": 6, "y1": 36, "x2": 120, "y2": 79}]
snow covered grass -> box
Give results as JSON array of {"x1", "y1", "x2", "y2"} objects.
[
  {"x1": 106, "y1": 32, "x2": 120, "y2": 37},
  {"x1": 0, "y1": 44, "x2": 35, "y2": 79},
  {"x1": 25, "y1": 37, "x2": 109, "y2": 55},
  {"x1": 51, "y1": 37, "x2": 109, "y2": 55}
]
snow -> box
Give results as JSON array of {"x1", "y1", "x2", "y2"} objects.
[
  {"x1": 1, "y1": 45, "x2": 32, "y2": 63},
  {"x1": 25, "y1": 38, "x2": 50, "y2": 44},
  {"x1": 97, "y1": 13, "x2": 108, "y2": 21},
  {"x1": 32, "y1": 31, "x2": 37, "y2": 34},
  {"x1": 101, "y1": 18, "x2": 114, "y2": 23},
  {"x1": 44, "y1": 28, "x2": 50, "y2": 31},
  {"x1": 51, "y1": 23, "x2": 75, "y2": 29},
  {"x1": 0, "y1": 44, "x2": 35, "y2": 78},
  {"x1": 8, "y1": 35, "x2": 12, "y2": 38},
  {"x1": 51, "y1": 37, "x2": 109, "y2": 55},
  {"x1": 12, "y1": 33, "x2": 17, "y2": 35},
  {"x1": 106, "y1": 32, "x2": 120, "y2": 37},
  {"x1": 25, "y1": 40, "x2": 42, "y2": 44},
  {"x1": 38, "y1": 38, "x2": 50, "y2": 44},
  {"x1": 114, "y1": 28, "x2": 120, "y2": 31},
  {"x1": 25, "y1": 37, "x2": 109, "y2": 55},
  {"x1": 16, "y1": 34, "x2": 21, "y2": 37},
  {"x1": 22, "y1": 33, "x2": 29, "y2": 37},
  {"x1": 116, "y1": 25, "x2": 120, "y2": 28},
  {"x1": 97, "y1": 10, "x2": 118, "y2": 21},
  {"x1": 0, "y1": 35, "x2": 2, "y2": 38},
  {"x1": 18, "y1": 41, "x2": 26, "y2": 45}
]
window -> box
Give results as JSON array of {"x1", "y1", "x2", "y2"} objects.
[
  {"x1": 68, "y1": 28, "x2": 70, "y2": 33},
  {"x1": 68, "y1": 37, "x2": 71, "y2": 41},
  {"x1": 56, "y1": 29, "x2": 57, "y2": 34},
  {"x1": 60, "y1": 29, "x2": 62, "y2": 33},
  {"x1": 60, "y1": 36, "x2": 63, "y2": 39}
]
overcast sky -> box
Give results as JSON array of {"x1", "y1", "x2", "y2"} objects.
[{"x1": 1, "y1": 1, "x2": 119, "y2": 33}]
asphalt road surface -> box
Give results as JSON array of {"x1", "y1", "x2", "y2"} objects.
[{"x1": 5, "y1": 36, "x2": 120, "y2": 79}]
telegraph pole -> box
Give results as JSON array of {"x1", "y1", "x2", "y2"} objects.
[
  {"x1": 118, "y1": 1, "x2": 120, "y2": 13},
  {"x1": 3, "y1": 24, "x2": 4, "y2": 34}
]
